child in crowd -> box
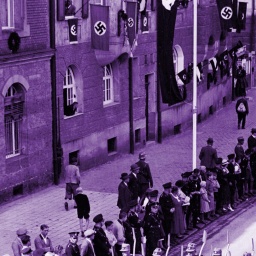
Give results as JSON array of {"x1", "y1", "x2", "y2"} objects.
[{"x1": 200, "y1": 181, "x2": 210, "y2": 223}]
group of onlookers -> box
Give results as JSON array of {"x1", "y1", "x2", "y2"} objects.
[{"x1": 9, "y1": 127, "x2": 256, "y2": 256}]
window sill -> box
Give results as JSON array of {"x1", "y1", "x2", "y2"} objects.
[
  {"x1": 1, "y1": 23, "x2": 31, "y2": 39},
  {"x1": 103, "y1": 101, "x2": 120, "y2": 108},
  {"x1": 6, "y1": 153, "x2": 21, "y2": 159},
  {"x1": 64, "y1": 112, "x2": 83, "y2": 119}
]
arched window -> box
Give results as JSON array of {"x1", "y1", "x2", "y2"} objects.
[
  {"x1": 63, "y1": 66, "x2": 78, "y2": 117},
  {"x1": 173, "y1": 45, "x2": 184, "y2": 85},
  {"x1": 103, "y1": 64, "x2": 114, "y2": 105},
  {"x1": 4, "y1": 83, "x2": 24, "y2": 158}
]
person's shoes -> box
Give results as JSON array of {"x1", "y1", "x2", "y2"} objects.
[
  {"x1": 227, "y1": 205, "x2": 234, "y2": 211},
  {"x1": 64, "y1": 202, "x2": 69, "y2": 211},
  {"x1": 81, "y1": 231, "x2": 85, "y2": 237},
  {"x1": 222, "y1": 207, "x2": 228, "y2": 212}
]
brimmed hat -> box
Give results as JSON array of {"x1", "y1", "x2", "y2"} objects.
[
  {"x1": 162, "y1": 182, "x2": 172, "y2": 189},
  {"x1": 207, "y1": 137, "x2": 214, "y2": 143},
  {"x1": 120, "y1": 172, "x2": 129, "y2": 180},
  {"x1": 68, "y1": 232, "x2": 79, "y2": 238},
  {"x1": 16, "y1": 228, "x2": 28, "y2": 236},
  {"x1": 93, "y1": 214, "x2": 104, "y2": 223},
  {"x1": 149, "y1": 190, "x2": 158, "y2": 198},
  {"x1": 149, "y1": 202, "x2": 159, "y2": 208},
  {"x1": 76, "y1": 187, "x2": 83, "y2": 193},
  {"x1": 181, "y1": 171, "x2": 193, "y2": 178},
  {"x1": 139, "y1": 152, "x2": 146, "y2": 159},
  {"x1": 227, "y1": 153, "x2": 235, "y2": 160},
  {"x1": 130, "y1": 164, "x2": 140, "y2": 171},
  {"x1": 84, "y1": 229, "x2": 95, "y2": 237},
  {"x1": 251, "y1": 128, "x2": 256, "y2": 133}
]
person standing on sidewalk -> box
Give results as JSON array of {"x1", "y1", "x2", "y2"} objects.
[
  {"x1": 235, "y1": 94, "x2": 249, "y2": 129},
  {"x1": 64, "y1": 157, "x2": 81, "y2": 211},
  {"x1": 128, "y1": 164, "x2": 140, "y2": 202},
  {"x1": 80, "y1": 229, "x2": 96, "y2": 256},
  {"x1": 74, "y1": 187, "x2": 90, "y2": 238},
  {"x1": 136, "y1": 152, "x2": 153, "y2": 198},
  {"x1": 34, "y1": 224, "x2": 54, "y2": 253},
  {"x1": 117, "y1": 173, "x2": 132, "y2": 213},
  {"x1": 199, "y1": 138, "x2": 218, "y2": 172},
  {"x1": 248, "y1": 128, "x2": 256, "y2": 192}
]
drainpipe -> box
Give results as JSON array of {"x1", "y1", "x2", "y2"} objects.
[
  {"x1": 249, "y1": 1, "x2": 255, "y2": 52},
  {"x1": 129, "y1": 57, "x2": 134, "y2": 154},
  {"x1": 49, "y1": 0, "x2": 60, "y2": 185},
  {"x1": 157, "y1": 79, "x2": 162, "y2": 143}
]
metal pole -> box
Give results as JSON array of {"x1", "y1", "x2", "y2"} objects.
[
  {"x1": 129, "y1": 57, "x2": 134, "y2": 154},
  {"x1": 192, "y1": 0, "x2": 197, "y2": 169}
]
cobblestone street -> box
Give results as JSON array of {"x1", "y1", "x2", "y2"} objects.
[{"x1": 1, "y1": 88, "x2": 256, "y2": 255}]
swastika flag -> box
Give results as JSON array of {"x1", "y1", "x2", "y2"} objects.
[
  {"x1": 126, "y1": 1, "x2": 137, "y2": 48},
  {"x1": 141, "y1": 12, "x2": 149, "y2": 33},
  {"x1": 216, "y1": 0, "x2": 233, "y2": 31},
  {"x1": 90, "y1": 4, "x2": 109, "y2": 51},
  {"x1": 236, "y1": 2, "x2": 247, "y2": 32},
  {"x1": 68, "y1": 18, "x2": 78, "y2": 44}
]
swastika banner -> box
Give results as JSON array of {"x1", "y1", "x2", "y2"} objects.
[
  {"x1": 237, "y1": 2, "x2": 247, "y2": 32},
  {"x1": 90, "y1": 4, "x2": 109, "y2": 51},
  {"x1": 141, "y1": 12, "x2": 149, "y2": 33},
  {"x1": 68, "y1": 18, "x2": 78, "y2": 44},
  {"x1": 157, "y1": 0, "x2": 182, "y2": 105},
  {"x1": 126, "y1": 1, "x2": 137, "y2": 48},
  {"x1": 216, "y1": 0, "x2": 233, "y2": 31}
]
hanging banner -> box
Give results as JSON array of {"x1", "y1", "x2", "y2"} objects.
[
  {"x1": 237, "y1": 2, "x2": 247, "y2": 32},
  {"x1": 68, "y1": 18, "x2": 78, "y2": 44},
  {"x1": 141, "y1": 12, "x2": 149, "y2": 33},
  {"x1": 216, "y1": 0, "x2": 233, "y2": 31},
  {"x1": 90, "y1": 4, "x2": 109, "y2": 51},
  {"x1": 138, "y1": 0, "x2": 148, "y2": 14},
  {"x1": 126, "y1": 1, "x2": 137, "y2": 48},
  {"x1": 157, "y1": 0, "x2": 182, "y2": 105}
]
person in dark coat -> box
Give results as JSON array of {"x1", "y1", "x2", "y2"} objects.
[
  {"x1": 74, "y1": 187, "x2": 90, "y2": 237},
  {"x1": 65, "y1": 232, "x2": 80, "y2": 256},
  {"x1": 125, "y1": 200, "x2": 143, "y2": 254},
  {"x1": 34, "y1": 224, "x2": 54, "y2": 252},
  {"x1": 65, "y1": 0, "x2": 76, "y2": 16},
  {"x1": 117, "y1": 173, "x2": 132, "y2": 213},
  {"x1": 247, "y1": 128, "x2": 256, "y2": 191},
  {"x1": 136, "y1": 152, "x2": 153, "y2": 198},
  {"x1": 235, "y1": 136, "x2": 245, "y2": 163},
  {"x1": 199, "y1": 138, "x2": 218, "y2": 172},
  {"x1": 235, "y1": 65, "x2": 247, "y2": 97},
  {"x1": 226, "y1": 154, "x2": 236, "y2": 211},
  {"x1": 93, "y1": 214, "x2": 111, "y2": 256},
  {"x1": 143, "y1": 202, "x2": 164, "y2": 256},
  {"x1": 128, "y1": 164, "x2": 140, "y2": 201},
  {"x1": 235, "y1": 95, "x2": 249, "y2": 129},
  {"x1": 159, "y1": 182, "x2": 176, "y2": 246}
]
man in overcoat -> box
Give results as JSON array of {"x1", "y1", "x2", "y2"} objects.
[{"x1": 117, "y1": 173, "x2": 132, "y2": 213}]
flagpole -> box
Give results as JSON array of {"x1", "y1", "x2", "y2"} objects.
[{"x1": 192, "y1": 0, "x2": 198, "y2": 169}]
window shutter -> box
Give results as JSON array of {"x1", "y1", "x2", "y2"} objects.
[
  {"x1": 82, "y1": 0, "x2": 89, "y2": 19},
  {"x1": 57, "y1": 0, "x2": 65, "y2": 21}
]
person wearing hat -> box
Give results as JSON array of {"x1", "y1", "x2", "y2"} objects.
[
  {"x1": 235, "y1": 93, "x2": 249, "y2": 129},
  {"x1": 74, "y1": 187, "x2": 90, "y2": 237},
  {"x1": 143, "y1": 201, "x2": 164, "y2": 256},
  {"x1": 125, "y1": 200, "x2": 143, "y2": 255},
  {"x1": 93, "y1": 214, "x2": 111, "y2": 256},
  {"x1": 65, "y1": 232, "x2": 80, "y2": 256},
  {"x1": 128, "y1": 164, "x2": 140, "y2": 202},
  {"x1": 117, "y1": 172, "x2": 132, "y2": 213},
  {"x1": 235, "y1": 137, "x2": 245, "y2": 164},
  {"x1": 144, "y1": 190, "x2": 159, "y2": 217},
  {"x1": 34, "y1": 224, "x2": 54, "y2": 253},
  {"x1": 80, "y1": 229, "x2": 96, "y2": 256},
  {"x1": 64, "y1": 157, "x2": 81, "y2": 211},
  {"x1": 12, "y1": 228, "x2": 28, "y2": 256},
  {"x1": 112, "y1": 212, "x2": 127, "y2": 256},
  {"x1": 159, "y1": 182, "x2": 176, "y2": 246},
  {"x1": 199, "y1": 137, "x2": 218, "y2": 172},
  {"x1": 248, "y1": 128, "x2": 256, "y2": 191},
  {"x1": 136, "y1": 152, "x2": 153, "y2": 198}
]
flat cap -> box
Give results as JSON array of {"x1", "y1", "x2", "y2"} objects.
[
  {"x1": 215, "y1": 158, "x2": 223, "y2": 164},
  {"x1": 68, "y1": 231, "x2": 79, "y2": 238},
  {"x1": 16, "y1": 228, "x2": 28, "y2": 236},
  {"x1": 237, "y1": 136, "x2": 244, "y2": 141},
  {"x1": 162, "y1": 182, "x2": 172, "y2": 189},
  {"x1": 251, "y1": 128, "x2": 256, "y2": 133},
  {"x1": 93, "y1": 214, "x2": 104, "y2": 223},
  {"x1": 76, "y1": 187, "x2": 83, "y2": 193},
  {"x1": 84, "y1": 229, "x2": 95, "y2": 237}
]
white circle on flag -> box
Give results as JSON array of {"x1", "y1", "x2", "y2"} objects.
[
  {"x1": 143, "y1": 17, "x2": 147, "y2": 27},
  {"x1": 94, "y1": 21, "x2": 107, "y2": 36},
  {"x1": 220, "y1": 6, "x2": 233, "y2": 20},
  {"x1": 70, "y1": 25, "x2": 77, "y2": 36},
  {"x1": 128, "y1": 18, "x2": 134, "y2": 27}
]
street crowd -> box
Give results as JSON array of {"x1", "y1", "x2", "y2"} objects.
[{"x1": 7, "y1": 127, "x2": 256, "y2": 256}]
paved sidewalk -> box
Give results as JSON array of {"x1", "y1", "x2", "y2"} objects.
[{"x1": 1, "y1": 88, "x2": 256, "y2": 255}]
